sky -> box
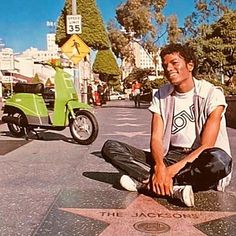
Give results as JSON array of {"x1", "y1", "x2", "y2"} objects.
[{"x1": 0, "y1": 0, "x2": 197, "y2": 53}]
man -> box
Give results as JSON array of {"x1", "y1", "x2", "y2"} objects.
[
  {"x1": 102, "y1": 43, "x2": 232, "y2": 207},
  {"x1": 131, "y1": 80, "x2": 142, "y2": 108},
  {"x1": 87, "y1": 84, "x2": 94, "y2": 105}
]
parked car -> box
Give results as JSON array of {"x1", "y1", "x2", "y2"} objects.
[{"x1": 109, "y1": 92, "x2": 126, "y2": 100}]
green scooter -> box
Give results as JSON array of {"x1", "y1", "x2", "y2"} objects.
[{"x1": 1, "y1": 61, "x2": 98, "y2": 145}]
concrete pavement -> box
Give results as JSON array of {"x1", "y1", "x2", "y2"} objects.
[{"x1": 0, "y1": 99, "x2": 235, "y2": 235}]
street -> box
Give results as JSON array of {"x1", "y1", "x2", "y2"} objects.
[{"x1": 0, "y1": 99, "x2": 235, "y2": 236}]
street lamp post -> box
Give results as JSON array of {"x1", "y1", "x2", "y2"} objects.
[
  {"x1": 71, "y1": 0, "x2": 82, "y2": 101},
  {"x1": 72, "y1": 0, "x2": 77, "y2": 15},
  {"x1": 71, "y1": 0, "x2": 88, "y2": 104}
]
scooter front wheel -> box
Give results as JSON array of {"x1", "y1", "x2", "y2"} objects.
[
  {"x1": 7, "y1": 110, "x2": 26, "y2": 137},
  {"x1": 69, "y1": 110, "x2": 99, "y2": 145}
]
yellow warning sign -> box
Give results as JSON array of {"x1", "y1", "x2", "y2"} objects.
[{"x1": 61, "y1": 35, "x2": 90, "y2": 64}]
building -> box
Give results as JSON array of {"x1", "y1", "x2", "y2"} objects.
[
  {"x1": 14, "y1": 33, "x2": 62, "y2": 82},
  {"x1": 14, "y1": 47, "x2": 59, "y2": 80},
  {"x1": 47, "y1": 33, "x2": 59, "y2": 52},
  {"x1": 122, "y1": 41, "x2": 163, "y2": 80},
  {"x1": 0, "y1": 33, "x2": 62, "y2": 95},
  {"x1": 0, "y1": 48, "x2": 14, "y2": 70},
  {"x1": 0, "y1": 48, "x2": 15, "y2": 99},
  {"x1": 0, "y1": 31, "x2": 93, "y2": 103}
]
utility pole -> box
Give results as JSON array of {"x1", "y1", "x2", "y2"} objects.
[
  {"x1": 72, "y1": 0, "x2": 77, "y2": 15},
  {"x1": 71, "y1": 0, "x2": 88, "y2": 103},
  {"x1": 71, "y1": 0, "x2": 81, "y2": 101},
  {"x1": 221, "y1": 62, "x2": 225, "y2": 84}
]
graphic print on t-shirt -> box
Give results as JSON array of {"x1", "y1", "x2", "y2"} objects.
[{"x1": 172, "y1": 104, "x2": 195, "y2": 134}]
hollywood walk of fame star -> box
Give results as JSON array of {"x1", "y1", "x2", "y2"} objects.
[
  {"x1": 103, "y1": 131, "x2": 149, "y2": 138},
  {"x1": 60, "y1": 194, "x2": 236, "y2": 236}
]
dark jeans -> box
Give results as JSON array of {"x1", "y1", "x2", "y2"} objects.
[
  {"x1": 87, "y1": 94, "x2": 94, "y2": 105},
  {"x1": 102, "y1": 140, "x2": 232, "y2": 191}
]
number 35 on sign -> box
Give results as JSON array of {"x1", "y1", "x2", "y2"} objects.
[{"x1": 66, "y1": 15, "x2": 82, "y2": 34}]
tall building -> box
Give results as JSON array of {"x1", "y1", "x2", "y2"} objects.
[
  {"x1": 0, "y1": 29, "x2": 91, "y2": 103},
  {"x1": 122, "y1": 41, "x2": 163, "y2": 80},
  {"x1": 47, "y1": 33, "x2": 59, "y2": 52},
  {"x1": 14, "y1": 33, "x2": 61, "y2": 80},
  {"x1": 133, "y1": 42, "x2": 155, "y2": 69},
  {"x1": 0, "y1": 48, "x2": 14, "y2": 70}
]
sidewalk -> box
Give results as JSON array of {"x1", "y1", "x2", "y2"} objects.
[{"x1": 0, "y1": 99, "x2": 235, "y2": 235}]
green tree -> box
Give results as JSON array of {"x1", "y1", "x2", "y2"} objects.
[
  {"x1": 184, "y1": 0, "x2": 235, "y2": 38},
  {"x1": 124, "y1": 67, "x2": 154, "y2": 86},
  {"x1": 108, "y1": 75, "x2": 122, "y2": 92},
  {"x1": 92, "y1": 49, "x2": 120, "y2": 83},
  {"x1": 107, "y1": 0, "x2": 188, "y2": 78},
  {"x1": 108, "y1": 0, "x2": 167, "y2": 65},
  {"x1": 107, "y1": 20, "x2": 134, "y2": 63},
  {"x1": 56, "y1": 0, "x2": 110, "y2": 50},
  {"x1": 188, "y1": 10, "x2": 236, "y2": 80},
  {"x1": 116, "y1": 0, "x2": 166, "y2": 41},
  {"x1": 167, "y1": 15, "x2": 183, "y2": 44}
]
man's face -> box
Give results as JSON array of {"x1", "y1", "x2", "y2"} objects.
[{"x1": 162, "y1": 52, "x2": 193, "y2": 86}]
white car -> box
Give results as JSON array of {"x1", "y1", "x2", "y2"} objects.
[{"x1": 109, "y1": 92, "x2": 126, "y2": 100}]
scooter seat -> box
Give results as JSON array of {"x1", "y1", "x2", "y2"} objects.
[{"x1": 14, "y1": 83, "x2": 44, "y2": 94}]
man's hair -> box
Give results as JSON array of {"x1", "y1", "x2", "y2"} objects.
[{"x1": 160, "y1": 43, "x2": 198, "y2": 76}]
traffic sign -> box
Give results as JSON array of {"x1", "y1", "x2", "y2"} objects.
[
  {"x1": 66, "y1": 15, "x2": 82, "y2": 34},
  {"x1": 61, "y1": 34, "x2": 90, "y2": 64}
]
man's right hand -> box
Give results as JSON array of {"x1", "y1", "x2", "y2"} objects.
[{"x1": 151, "y1": 164, "x2": 173, "y2": 196}]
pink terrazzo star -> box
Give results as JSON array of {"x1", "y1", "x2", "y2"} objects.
[{"x1": 60, "y1": 194, "x2": 236, "y2": 236}]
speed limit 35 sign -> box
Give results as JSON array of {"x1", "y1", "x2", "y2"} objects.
[{"x1": 66, "y1": 15, "x2": 82, "y2": 34}]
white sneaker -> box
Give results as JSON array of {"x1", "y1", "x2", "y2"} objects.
[
  {"x1": 173, "y1": 185, "x2": 195, "y2": 207},
  {"x1": 217, "y1": 172, "x2": 232, "y2": 192},
  {"x1": 120, "y1": 176, "x2": 195, "y2": 207},
  {"x1": 120, "y1": 175, "x2": 138, "y2": 192}
]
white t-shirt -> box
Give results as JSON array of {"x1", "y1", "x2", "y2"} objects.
[
  {"x1": 149, "y1": 87, "x2": 227, "y2": 148},
  {"x1": 171, "y1": 89, "x2": 195, "y2": 148}
]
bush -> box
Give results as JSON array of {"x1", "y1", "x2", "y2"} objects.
[
  {"x1": 198, "y1": 75, "x2": 236, "y2": 96},
  {"x1": 145, "y1": 75, "x2": 236, "y2": 95},
  {"x1": 142, "y1": 77, "x2": 168, "y2": 93},
  {"x1": 141, "y1": 74, "x2": 236, "y2": 104}
]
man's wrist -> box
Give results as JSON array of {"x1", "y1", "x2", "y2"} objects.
[{"x1": 154, "y1": 162, "x2": 166, "y2": 171}]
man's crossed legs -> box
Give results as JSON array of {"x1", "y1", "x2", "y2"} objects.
[{"x1": 102, "y1": 140, "x2": 232, "y2": 207}]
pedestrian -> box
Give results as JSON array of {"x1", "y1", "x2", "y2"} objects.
[
  {"x1": 101, "y1": 84, "x2": 107, "y2": 104},
  {"x1": 131, "y1": 80, "x2": 142, "y2": 108},
  {"x1": 101, "y1": 43, "x2": 232, "y2": 207},
  {"x1": 96, "y1": 84, "x2": 103, "y2": 106},
  {"x1": 87, "y1": 83, "x2": 94, "y2": 105}
]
